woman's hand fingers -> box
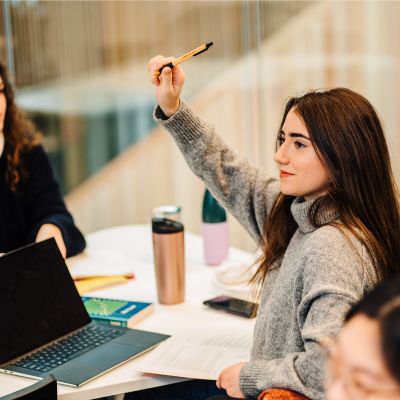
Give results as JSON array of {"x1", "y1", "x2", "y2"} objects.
[
  {"x1": 216, "y1": 374, "x2": 222, "y2": 389},
  {"x1": 216, "y1": 362, "x2": 246, "y2": 399},
  {"x1": 147, "y1": 54, "x2": 186, "y2": 117},
  {"x1": 148, "y1": 56, "x2": 175, "y2": 85},
  {"x1": 36, "y1": 224, "x2": 67, "y2": 259}
]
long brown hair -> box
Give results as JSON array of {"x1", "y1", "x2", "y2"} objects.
[
  {"x1": 253, "y1": 88, "x2": 400, "y2": 285},
  {"x1": 0, "y1": 63, "x2": 40, "y2": 191}
]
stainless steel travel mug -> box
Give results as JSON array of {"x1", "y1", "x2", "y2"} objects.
[{"x1": 152, "y1": 218, "x2": 185, "y2": 304}]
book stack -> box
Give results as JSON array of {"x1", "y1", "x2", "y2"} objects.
[{"x1": 82, "y1": 296, "x2": 153, "y2": 328}]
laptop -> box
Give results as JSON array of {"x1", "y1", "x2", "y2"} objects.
[{"x1": 0, "y1": 238, "x2": 170, "y2": 387}]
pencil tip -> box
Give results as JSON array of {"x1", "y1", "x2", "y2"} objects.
[{"x1": 206, "y1": 42, "x2": 214, "y2": 48}]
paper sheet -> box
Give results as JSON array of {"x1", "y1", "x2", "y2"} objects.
[
  {"x1": 133, "y1": 329, "x2": 252, "y2": 380},
  {"x1": 66, "y1": 249, "x2": 133, "y2": 279}
]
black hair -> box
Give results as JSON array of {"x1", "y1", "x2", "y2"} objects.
[{"x1": 345, "y1": 277, "x2": 400, "y2": 382}]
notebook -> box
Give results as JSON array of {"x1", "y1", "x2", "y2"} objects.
[{"x1": 0, "y1": 238, "x2": 169, "y2": 387}]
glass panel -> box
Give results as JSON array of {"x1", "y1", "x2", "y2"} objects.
[{"x1": 0, "y1": 0, "x2": 309, "y2": 193}]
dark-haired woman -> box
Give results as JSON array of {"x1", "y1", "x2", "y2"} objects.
[
  {"x1": 0, "y1": 63, "x2": 85, "y2": 258},
  {"x1": 142, "y1": 57, "x2": 400, "y2": 400},
  {"x1": 326, "y1": 276, "x2": 400, "y2": 400}
]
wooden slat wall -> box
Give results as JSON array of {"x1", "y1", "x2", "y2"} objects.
[
  {"x1": 66, "y1": 1, "x2": 400, "y2": 252},
  {"x1": 3, "y1": 1, "x2": 307, "y2": 86}
]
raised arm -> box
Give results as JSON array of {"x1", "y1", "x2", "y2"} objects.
[{"x1": 148, "y1": 56, "x2": 279, "y2": 244}]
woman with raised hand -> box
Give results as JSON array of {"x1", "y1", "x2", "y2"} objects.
[
  {"x1": 140, "y1": 56, "x2": 400, "y2": 400},
  {"x1": 326, "y1": 276, "x2": 400, "y2": 400},
  {"x1": 0, "y1": 63, "x2": 85, "y2": 258}
]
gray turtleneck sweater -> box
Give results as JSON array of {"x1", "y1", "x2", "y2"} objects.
[{"x1": 154, "y1": 100, "x2": 378, "y2": 400}]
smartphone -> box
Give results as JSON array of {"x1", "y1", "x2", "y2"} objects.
[{"x1": 203, "y1": 295, "x2": 258, "y2": 318}]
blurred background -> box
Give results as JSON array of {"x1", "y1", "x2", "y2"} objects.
[{"x1": 1, "y1": 0, "x2": 399, "y2": 252}]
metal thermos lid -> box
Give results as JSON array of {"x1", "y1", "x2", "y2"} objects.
[
  {"x1": 152, "y1": 205, "x2": 182, "y2": 222},
  {"x1": 152, "y1": 217, "x2": 184, "y2": 234}
]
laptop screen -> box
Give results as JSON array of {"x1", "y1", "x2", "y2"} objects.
[{"x1": 0, "y1": 238, "x2": 90, "y2": 364}]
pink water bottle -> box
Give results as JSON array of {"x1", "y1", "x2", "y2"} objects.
[{"x1": 202, "y1": 189, "x2": 229, "y2": 266}]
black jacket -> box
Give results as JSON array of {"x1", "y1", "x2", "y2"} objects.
[{"x1": 0, "y1": 144, "x2": 86, "y2": 257}]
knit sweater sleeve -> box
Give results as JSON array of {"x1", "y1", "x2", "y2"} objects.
[
  {"x1": 239, "y1": 227, "x2": 375, "y2": 400},
  {"x1": 154, "y1": 100, "x2": 279, "y2": 245},
  {"x1": 23, "y1": 145, "x2": 86, "y2": 258}
]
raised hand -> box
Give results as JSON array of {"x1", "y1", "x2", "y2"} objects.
[{"x1": 147, "y1": 55, "x2": 186, "y2": 117}]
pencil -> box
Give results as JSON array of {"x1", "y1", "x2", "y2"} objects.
[{"x1": 155, "y1": 42, "x2": 213, "y2": 76}]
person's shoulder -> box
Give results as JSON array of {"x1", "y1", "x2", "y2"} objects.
[
  {"x1": 305, "y1": 224, "x2": 363, "y2": 254},
  {"x1": 19, "y1": 144, "x2": 51, "y2": 177},
  {"x1": 23, "y1": 143, "x2": 47, "y2": 161},
  {"x1": 301, "y1": 224, "x2": 375, "y2": 287},
  {"x1": 302, "y1": 224, "x2": 371, "y2": 272}
]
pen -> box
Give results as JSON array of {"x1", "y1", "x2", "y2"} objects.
[{"x1": 156, "y1": 42, "x2": 214, "y2": 75}]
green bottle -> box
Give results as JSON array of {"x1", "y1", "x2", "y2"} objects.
[{"x1": 202, "y1": 189, "x2": 229, "y2": 265}]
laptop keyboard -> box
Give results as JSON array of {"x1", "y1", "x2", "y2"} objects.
[{"x1": 11, "y1": 324, "x2": 125, "y2": 373}]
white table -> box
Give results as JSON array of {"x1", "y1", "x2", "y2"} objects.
[{"x1": 0, "y1": 225, "x2": 255, "y2": 400}]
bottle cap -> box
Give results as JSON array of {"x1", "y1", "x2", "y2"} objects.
[
  {"x1": 202, "y1": 189, "x2": 227, "y2": 223},
  {"x1": 152, "y1": 205, "x2": 182, "y2": 222},
  {"x1": 152, "y1": 217, "x2": 184, "y2": 234}
]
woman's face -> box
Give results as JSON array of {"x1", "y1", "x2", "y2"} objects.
[
  {"x1": 326, "y1": 314, "x2": 400, "y2": 400},
  {"x1": 273, "y1": 107, "x2": 330, "y2": 200},
  {"x1": 0, "y1": 77, "x2": 6, "y2": 133}
]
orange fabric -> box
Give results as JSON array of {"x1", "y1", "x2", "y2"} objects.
[{"x1": 257, "y1": 388, "x2": 310, "y2": 400}]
